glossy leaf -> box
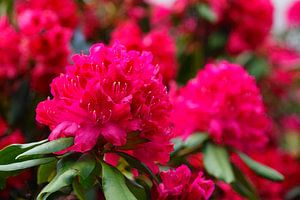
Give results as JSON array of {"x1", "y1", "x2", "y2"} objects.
[
  {"x1": 37, "y1": 169, "x2": 78, "y2": 200},
  {"x1": 231, "y1": 164, "x2": 258, "y2": 200},
  {"x1": 0, "y1": 140, "x2": 47, "y2": 164},
  {"x1": 184, "y1": 132, "x2": 208, "y2": 149},
  {"x1": 0, "y1": 157, "x2": 56, "y2": 171},
  {"x1": 38, "y1": 160, "x2": 57, "y2": 184},
  {"x1": 237, "y1": 151, "x2": 284, "y2": 182},
  {"x1": 17, "y1": 137, "x2": 74, "y2": 159},
  {"x1": 203, "y1": 142, "x2": 235, "y2": 183},
  {"x1": 197, "y1": 4, "x2": 217, "y2": 23},
  {"x1": 116, "y1": 151, "x2": 159, "y2": 183},
  {"x1": 101, "y1": 161, "x2": 137, "y2": 200},
  {"x1": 126, "y1": 178, "x2": 149, "y2": 200},
  {"x1": 73, "y1": 178, "x2": 86, "y2": 200}
]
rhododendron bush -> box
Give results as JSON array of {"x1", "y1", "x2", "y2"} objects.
[{"x1": 0, "y1": 0, "x2": 299, "y2": 199}]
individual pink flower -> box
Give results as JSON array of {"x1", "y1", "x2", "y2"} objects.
[
  {"x1": 18, "y1": 9, "x2": 72, "y2": 93},
  {"x1": 111, "y1": 20, "x2": 178, "y2": 84},
  {"x1": 224, "y1": 0, "x2": 273, "y2": 54},
  {"x1": 16, "y1": 0, "x2": 79, "y2": 29},
  {"x1": 36, "y1": 42, "x2": 173, "y2": 172},
  {"x1": 0, "y1": 17, "x2": 22, "y2": 81},
  {"x1": 172, "y1": 61, "x2": 270, "y2": 152},
  {"x1": 287, "y1": 0, "x2": 300, "y2": 28},
  {"x1": 153, "y1": 165, "x2": 214, "y2": 200}
]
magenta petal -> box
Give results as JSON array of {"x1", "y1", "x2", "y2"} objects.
[{"x1": 101, "y1": 123, "x2": 127, "y2": 146}]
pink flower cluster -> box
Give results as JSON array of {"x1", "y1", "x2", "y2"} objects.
[
  {"x1": 152, "y1": 165, "x2": 214, "y2": 200},
  {"x1": 172, "y1": 61, "x2": 270, "y2": 151},
  {"x1": 36, "y1": 42, "x2": 173, "y2": 172},
  {"x1": 219, "y1": 0, "x2": 274, "y2": 54},
  {"x1": 16, "y1": 0, "x2": 79, "y2": 29},
  {"x1": 0, "y1": 0, "x2": 75, "y2": 93},
  {"x1": 18, "y1": 9, "x2": 72, "y2": 93},
  {"x1": 0, "y1": 17, "x2": 22, "y2": 82},
  {"x1": 111, "y1": 20, "x2": 177, "y2": 84}
]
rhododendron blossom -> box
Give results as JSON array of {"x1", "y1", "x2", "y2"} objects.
[
  {"x1": 218, "y1": 0, "x2": 273, "y2": 54},
  {"x1": 36, "y1": 42, "x2": 173, "y2": 172},
  {"x1": 16, "y1": 0, "x2": 79, "y2": 29},
  {"x1": 18, "y1": 9, "x2": 72, "y2": 93},
  {"x1": 153, "y1": 165, "x2": 214, "y2": 200},
  {"x1": 111, "y1": 20, "x2": 177, "y2": 84},
  {"x1": 0, "y1": 17, "x2": 22, "y2": 81},
  {"x1": 172, "y1": 61, "x2": 270, "y2": 151}
]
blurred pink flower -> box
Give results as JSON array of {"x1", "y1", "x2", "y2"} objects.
[
  {"x1": 36, "y1": 42, "x2": 173, "y2": 172},
  {"x1": 18, "y1": 9, "x2": 72, "y2": 93},
  {"x1": 287, "y1": 0, "x2": 300, "y2": 27},
  {"x1": 0, "y1": 17, "x2": 22, "y2": 81},
  {"x1": 16, "y1": 0, "x2": 79, "y2": 29},
  {"x1": 172, "y1": 61, "x2": 270, "y2": 151},
  {"x1": 225, "y1": 0, "x2": 273, "y2": 54},
  {"x1": 111, "y1": 20, "x2": 178, "y2": 84}
]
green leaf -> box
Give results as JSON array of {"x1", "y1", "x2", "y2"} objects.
[
  {"x1": 72, "y1": 154, "x2": 96, "y2": 181},
  {"x1": 0, "y1": 140, "x2": 47, "y2": 164},
  {"x1": 285, "y1": 186, "x2": 300, "y2": 200},
  {"x1": 101, "y1": 161, "x2": 137, "y2": 200},
  {"x1": 197, "y1": 4, "x2": 217, "y2": 23},
  {"x1": 117, "y1": 132, "x2": 150, "y2": 150},
  {"x1": 116, "y1": 152, "x2": 159, "y2": 183},
  {"x1": 184, "y1": 133, "x2": 209, "y2": 149},
  {"x1": 73, "y1": 178, "x2": 86, "y2": 200},
  {"x1": 126, "y1": 178, "x2": 149, "y2": 200},
  {"x1": 17, "y1": 138, "x2": 74, "y2": 159},
  {"x1": 203, "y1": 142, "x2": 235, "y2": 183},
  {"x1": 37, "y1": 169, "x2": 78, "y2": 200},
  {"x1": 231, "y1": 164, "x2": 258, "y2": 200},
  {"x1": 37, "y1": 153, "x2": 96, "y2": 200},
  {"x1": 0, "y1": 157, "x2": 56, "y2": 171},
  {"x1": 237, "y1": 151, "x2": 284, "y2": 182},
  {"x1": 171, "y1": 138, "x2": 184, "y2": 152},
  {"x1": 38, "y1": 160, "x2": 57, "y2": 184}
]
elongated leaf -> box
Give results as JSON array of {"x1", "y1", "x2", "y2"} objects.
[
  {"x1": 237, "y1": 151, "x2": 284, "y2": 182},
  {"x1": 101, "y1": 161, "x2": 137, "y2": 200},
  {"x1": 197, "y1": 4, "x2": 217, "y2": 23},
  {"x1": 73, "y1": 178, "x2": 86, "y2": 200},
  {"x1": 203, "y1": 142, "x2": 235, "y2": 183},
  {"x1": 285, "y1": 186, "x2": 300, "y2": 200},
  {"x1": 0, "y1": 140, "x2": 47, "y2": 164},
  {"x1": 38, "y1": 160, "x2": 57, "y2": 184},
  {"x1": 126, "y1": 178, "x2": 148, "y2": 200},
  {"x1": 184, "y1": 133, "x2": 208, "y2": 149},
  {"x1": 37, "y1": 169, "x2": 78, "y2": 200},
  {"x1": 0, "y1": 157, "x2": 56, "y2": 171},
  {"x1": 17, "y1": 137, "x2": 73, "y2": 159},
  {"x1": 231, "y1": 164, "x2": 258, "y2": 200},
  {"x1": 37, "y1": 153, "x2": 96, "y2": 200},
  {"x1": 117, "y1": 132, "x2": 150, "y2": 150},
  {"x1": 116, "y1": 152, "x2": 159, "y2": 183}
]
